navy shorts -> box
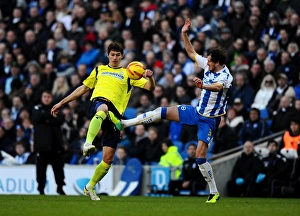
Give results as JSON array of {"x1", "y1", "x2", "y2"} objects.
[{"x1": 88, "y1": 99, "x2": 121, "y2": 149}]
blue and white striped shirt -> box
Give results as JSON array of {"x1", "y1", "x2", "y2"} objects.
[{"x1": 195, "y1": 54, "x2": 233, "y2": 117}]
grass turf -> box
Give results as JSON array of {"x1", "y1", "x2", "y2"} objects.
[{"x1": 0, "y1": 195, "x2": 299, "y2": 216}]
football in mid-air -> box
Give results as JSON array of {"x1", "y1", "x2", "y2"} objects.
[{"x1": 126, "y1": 61, "x2": 145, "y2": 80}]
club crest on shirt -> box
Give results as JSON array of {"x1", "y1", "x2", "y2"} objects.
[{"x1": 180, "y1": 106, "x2": 186, "y2": 111}]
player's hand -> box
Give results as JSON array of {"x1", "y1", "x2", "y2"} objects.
[
  {"x1": 193, "y1": 77, "x2": 203, "y2": 88},
  {"x1": 144, "y1": 69, "x2": 153, "y2": 78},
  {"x1": 51, "y1": 102, "x2": 63, "y2": 117},
  {"x1": 181, "y1": 18, "x2": 191, "y2": 34}
]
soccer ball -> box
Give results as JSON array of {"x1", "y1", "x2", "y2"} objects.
[{"x1": 126, "y1": 61, "x2": 145, "y2": 80}]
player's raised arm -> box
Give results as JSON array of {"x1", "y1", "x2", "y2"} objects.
[
  {"x1": 51, "y1": 85, "x2": 90, "y2": 117},
  {"x1": 181, "y1": 18, "x2": 197, "y2": 61}
]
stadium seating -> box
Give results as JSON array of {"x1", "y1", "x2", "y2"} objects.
[
  {"x1": 86, "y1": 151, "x2": 103, "y2": 165},
  {"x1": 124, "y1": 107, "x2": 137, "y2": 119},
  {"x1": 172, "y1": 140, "x2": 184, "y2": 152},
  {"x1": 110, "y1": 158, "x2": 143, "y2": 196},
  {"x1": 259, "y1": 108, "x2": 269, "y2": 120}
]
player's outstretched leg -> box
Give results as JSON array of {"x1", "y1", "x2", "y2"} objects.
[{"x1": 115, "y1": 107, "x2": 163, "y2": 129}]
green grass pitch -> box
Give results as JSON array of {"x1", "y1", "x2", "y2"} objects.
[{"x1": 0, "y1": 195, "x2": 299, "y2": 216}]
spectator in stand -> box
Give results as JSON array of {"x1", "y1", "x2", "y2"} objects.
[
  {"x1": 263, "y1": 59, "x2": 279, "y2": 79},
  {"x1": 152, "y1": 85, "x2": 165, "y2": 107},
  {"x1": 230, "y1": 72, "x2": 255, "y2": 110},
  {"x1": 121, "y1": 6, "x2": 140, "y2": 36},
  {"x1": 45, "y1": 38, "x2": 62, "y2": 67},
  {"x1": 136, "y1": 94, "x2": 156, "y2": 114},
  {"x1": 0, "y1": 126, "x2": 15, "y2": 157},
  {"x1": 171, "y1": 63, "x2": 185, "y2": 86},
  {"x1": 33, "y1": 19, "x2": 51, "y2": 46},
  {"x1": 144, "y1": 126, "x2": 162, "y2": 165},
  {"x1": 127, "y1": 124, "x2": 150, "y2": 164},
  {"x1": 261, "y1": 12, "x2": 281, "y2": 40},
  {"x1": 226, "y1": 38, "x2": 245, "y2": 70},
  {"x1": 227, "y1": 141, "x2": 264, "y2": 197},
  {"x1": 56, "y1": 51, "x2": 76, "y2": 79},
  {"x1": 278, "y1": 28, "x2": 290, "y2": 52},
  {"x1": 267, "y1": 39, "x2": 281, "y2": 65},
  {"x1": 230, "y1": 54, "x2": 249, "y2": 76},
  {"x1": 45, "y1": 10, "x2": 57, "y2": 32},
  {"x1": 22, "y1": 30, "x2": 45, "y2": 61},
  {"x1": 213, "y1": 116, "x2": 239, "y2": 155},
  {"x1": 287, "y1": 42, "x2": 300, "y2": 66},
  {"x1": 226, "y1": 107, "x2": 244, "y2": 134},
  {"x1": 229, "y1": 1, "x2": 248, "y2": 39},
  {"x1": 248, "y1": 63, "x2": 265, "y2": 94},
  {"x1": 10, "y1": 96, "x2": 24, "y2": 122},
  {"x1": 51, "y1": 76, "x2": 70, "y2": 105},
  {"x1": 277, "y1": 51, "x2": 299, "y2": 86},
  {"x1": 267, "y1": 73, "x2": 296, "y2": 116},
  {"x1": 14, "y1": 140, "x2": 30, "y2": 165},
  {"x1": 76, "y1": 40, "x2": 99, "y2": 73},
  {"x1": 242, "y1": 15, "x2": 264, "y2": 43},
  {"x1": 113, "y1": 146, "x2": 129, "y2": 165},
  {"x1": 219, "y1": 28, "x2": 234, "y2": 51},
  {"x1": 252, "y1": 47, "x2": 268, "y2": 70},
  {"x1": 232, "y1": 97, "x2": 249, "y2": 121},
  {"x1": 238, "y1": 108, "x2": 270, "y2": 145},
  {"x1": 5, "y1": 63, "x2": 25, "y2": 100},
  {"x1": 209, "y1": 6, "x2": 224, "y2": 36},
  {"x1": 159, "y1": 139, "x2": 184, "y2": 180},
  {"x1": 168, "y1": 143, "x2": 206, "y2": 196},
  {"x1": 67, "y1": 39, "x2": 82, "y2": 64},
  {"x1": 177, "y1": 51, "x2": 195, "y2": 76},
  {"x1": 251, "y1": 74, "x2": 277, "y2": 110},
  {"x1": 281, "y1": 118, "x2": 300, "y2": 156},
  {"x1": 259, "y1": 140, "x2": 289, "y2": 197},
  {"x1": 270, "y1": 96, "x2": 299, "y2": 133},
  {"x1": 295, "y1": 99, "x2": 300, "y2": 111},
  {"x1": 174, "y1": 81, "x2": 190, "y2": 105},
  {"x1": 2, "y1": 117, "x2": 16, "y2": 144}
]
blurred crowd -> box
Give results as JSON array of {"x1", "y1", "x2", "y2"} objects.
[{"x1": 0, "y1": 0, "x2": 299, "y2": 184}]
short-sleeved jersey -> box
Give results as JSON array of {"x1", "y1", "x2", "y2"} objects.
[
  {"x1": 194, "y1": 54, "x2": 233, "y2": 117},
  {"x1": 83, "y1": 65, "x2": 147, "y2": 115}
]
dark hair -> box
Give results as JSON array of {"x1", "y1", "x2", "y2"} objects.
[
  {"x1": 161, "y1": 139, "x2": 173, "y2": 147},
  {"x1": 267, "y1": 139, "x2": 278, "y2": 147},
  {"x1": 207, "y1": 46, "x2": 227, "y2": 65},
  {"x1": 290, "y1": 118, "x2": 300, "y2": 125},
  {"x1": 42, "y1": 90, "x2": 52, "y2": 95},
  {"x1": 117, "y1": 145, "x2": 127, "y2": 153},
  {"x1": 107, "y1": 42, "x2": 123, "y2": 55},
  {"x1": 187, "y1": 142, "x2": 197, "y2": 149},
  {"x1": 250, "y1": 107, "x2": 260, "y2": 116}
]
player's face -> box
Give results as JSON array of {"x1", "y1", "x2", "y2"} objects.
[
  {"x1": 108, "y1": 50, "x2": 123, "y2": 68},
  {"x1": 207, "y1": 55, "x2": 218, "y2": 72}
]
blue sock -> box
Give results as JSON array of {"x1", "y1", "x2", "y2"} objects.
[
  {"x1": 161, "y1": 107, "x2": 167, "y2": 119},
  {"x1": 196, "y1": 158, "x2": 206, "y2": 165}
]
